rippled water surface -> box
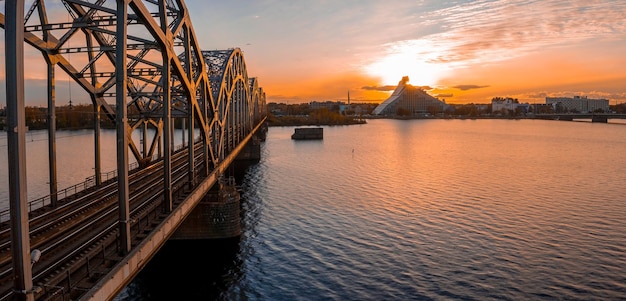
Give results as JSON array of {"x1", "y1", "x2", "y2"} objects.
[
  {"x1": 116, "y1": 119, "x2": 626, "y2": 300},
  {"x1": 4, "y1": 119, "x2": 625, "y2": 300}
]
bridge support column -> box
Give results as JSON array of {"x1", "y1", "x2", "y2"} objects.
[
  {"x1": 184, "y1": 26, "x2": 195, "y2": 189},
  {"x1": 591, "y1": 115, "x2": 608, "y2": 123},
  {"x1": 257, "y1": 122, "x2": 268, "y2": 142},
  {"x1": 94, "y1": 104, "x2": 102, "y2": 186},
  {"x1": 116, "y1": 0, "x2": 131, "y2": 254},
  {"x1": 171, "y1": 181, "x2": 242, "y2": 240},
  {"x1": 6, "y1": 1, "x2": 35, "y2": 300},
  {"x1": 160, "y1": 0, "x2": 173, "y2": 212},
  {"x1": 235, "y1": 136, "x2": 262, "y2": 162},
  {"x1": 162, "y1": 72, "x2": 172, "y2": 212},
  {"x1": 188, "y1": 116, "x2": 195, "y2": 188},
  {"x1": 47, "y1": 62, "x2": 58, "y2": 206}
]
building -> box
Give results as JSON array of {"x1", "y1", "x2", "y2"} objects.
[
  {"x1": 492, "y1": 97, "x2": 529, "y2": 114},
  {"x1": 546, "y1": 96, "x2": 609, "y2": 113},
  {"x1": 309, "y1": 101, "x2": 346, "y2": 113},
  {"x1": 372, "y1": 76, "x2": 446, "y2": 116},
  {"x1": 492, "y1": 97, "x2": 518, "y2": 112},
  {"x1": 531, "y1": 104, "x2": 554, "y2": 114}
]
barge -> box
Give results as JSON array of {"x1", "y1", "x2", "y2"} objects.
[{"x1": 291, "y1": 127, "x2": 323, "y2": 140}]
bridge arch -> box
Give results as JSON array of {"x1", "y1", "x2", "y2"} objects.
[
  {"x1": 1, "y1": 0, "x2": 267, "y2": 181},
  {"x1": 0, "y1": 0, "x2": 218, "y2": 180},
  {"x1": 202, "y1": 48, "x2": 255, "y2": 165},
  {"x1": 250, "y1": 77, "x2": 267, "y2": 125}
]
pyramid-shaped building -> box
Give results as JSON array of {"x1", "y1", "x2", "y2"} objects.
[{"x1": 373, "y1": 76, "x2": 446, "y2": 116}]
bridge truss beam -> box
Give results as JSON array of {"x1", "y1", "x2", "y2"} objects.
[{"x1": 5, "y1": 2, "x2": 35, "y2": 301}]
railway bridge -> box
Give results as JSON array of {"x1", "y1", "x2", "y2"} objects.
[{"x1": 2, "y1": 1, "x2": 267, "y2": 300}]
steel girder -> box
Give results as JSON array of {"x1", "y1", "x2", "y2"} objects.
[
  {"x1": 1, "y1": 0, "x2": 267, "y2": 179},
  {"x1": 0, "y1": 0, "x2": 266, "y2": 179},
  {"x1": 201, "y1": 48, "x2": 260, "y2": 166},
  {"x1": 1, "y1": 0, "x2": 267, "y2": 187},
  {"x1": 0, "y1": 0, "x2": 211, "y2": 168},
  {"x1": 250, "y1": 77, "x2": 267, "y2": 124}
]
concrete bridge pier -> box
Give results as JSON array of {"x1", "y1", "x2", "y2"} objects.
[
  {"x1": 236, "y1": 121, "x2": 267, "y2": 162},
  {"x1": 257, "y1": 122, "x2": 268, "y2": 142},
  {"x1": 591, "y1": 115, "x2": 608, "y2": 123},
  {"x1": 235, "y1": 136, "x2": 262, "y2": 162},
  {"x1": 172, "y1": 130, "x2": 266, "y2": 241},
  {"x1": 171, "y1": 179, "x2": 242, "y2": 240}
]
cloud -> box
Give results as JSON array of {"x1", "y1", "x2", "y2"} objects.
[
  {"x1": 376, "y1": 0, "x2": 626, "y2": 77},
  {"x1": 361, "y1": 84, "x2": 433, "y2": 91},
  {"x1": 435, "y1": 93, "x2": 454, "y2": 98},
  {"x1": 361, "y1": 85, "x2": 396, "y2": 91},
  {"x1": 527, "y1": 92, "x2": 548, "y2": 99},
  {"x1": 552, "y1": 91, "x2": 626, "y2": 102},
  {"x1": 453, "y1": 85, "x2": 490, "y2": 91},
  {"x1": 505, "y1": 89, "x2": 626, "y2": 105},
  {"x1": 266, "y1": 95, "x2": 308, "y2": 104}
]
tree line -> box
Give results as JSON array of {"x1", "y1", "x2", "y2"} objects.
[
  {"x1": 268, "y1": 107, "x2": 366, "y2": 126},
  {"x1": 267, "y1": 102, "x2": 372, "y2": 126},
  {"x1": 0, "y1": 104, "x2": 115, "y2": 131}
]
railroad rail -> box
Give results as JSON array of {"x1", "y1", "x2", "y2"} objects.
[{"x1": 0, "y1": 142, "x2": 205, "y2": 300}]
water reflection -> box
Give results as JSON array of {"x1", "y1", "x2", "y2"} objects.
[
  {"x1": 116, "y1": 161, "x2": 262, "y2": 300},
  {"x1": 7, "y1": 119, "x2": 626, "y2": 300},
  {"x1": 118, "y1": 238, "x2": 242, "y2": 300}
]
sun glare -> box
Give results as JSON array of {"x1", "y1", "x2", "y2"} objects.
[{"x1": 364, "y1": 40, "x2": 449, "y2": 88}]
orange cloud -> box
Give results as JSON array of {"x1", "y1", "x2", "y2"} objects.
[{"x1": 264, "y1": 72, "x2": 389, "y2": 104}]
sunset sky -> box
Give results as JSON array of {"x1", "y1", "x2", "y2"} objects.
[
  {"x1": 187, "y1": 0, "x2": 626, "y2": 104},
  {"x1": 1, "y1": 0, "x2": 626, "y2": 105}
]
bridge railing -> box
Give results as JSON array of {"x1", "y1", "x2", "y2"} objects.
[
  {"x1": 0, "y1": 152, "x2": 162, "y2": 223},
  {"x1": 0, "y1": 135, "x2": 206, "y2": 223}
]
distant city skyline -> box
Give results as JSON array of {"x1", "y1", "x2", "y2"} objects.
[{"x1": 1, "y1": 0, "x2": 626, "y2": 106}]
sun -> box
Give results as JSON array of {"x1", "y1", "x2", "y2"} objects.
[{"x1": 363, "y1": 40, "x2": 449, "y2": 88}]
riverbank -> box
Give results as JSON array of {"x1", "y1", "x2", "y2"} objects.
[{"x1": 267, "y1": 114, "x2": 366, "y2": 126}]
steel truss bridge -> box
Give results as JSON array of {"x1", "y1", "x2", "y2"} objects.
[{"x1": 2, "y1": 1, "x2": 267, "y2": 300}]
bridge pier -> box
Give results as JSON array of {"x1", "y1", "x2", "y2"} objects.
[
  {"x1": 235, "y1": 136, "x2": 262, "y2": 162},
  {"x1": 257, "y1": 122, "x2": 268, "y2": 142},
  {"x1": 170, "y1": 126, "x2": 266, "y2": 241},
  {"x1": 171, "y1": 180, "x2": 242, "y2": 240},
  {"x1": 591, "y1": 115, "x2": 608, "y2": 123},
  {"x1": 233, "y1": 122, "x2": 267, "y2": 162}
]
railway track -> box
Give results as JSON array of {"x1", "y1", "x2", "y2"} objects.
[{"x1": 0, "y1": 143, "x2": 207, "y2": 300}]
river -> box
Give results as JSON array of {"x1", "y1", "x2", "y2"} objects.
[{"x1": 2, "y1": 119, "x2": 626, "y2": 300}]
